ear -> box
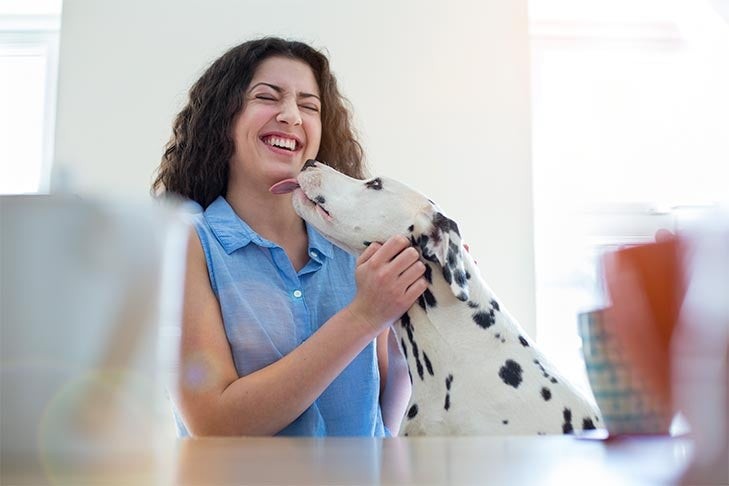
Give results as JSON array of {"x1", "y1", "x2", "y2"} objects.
[{"x1": 413, "y1": 209, "x2": 470, "y2": 301}]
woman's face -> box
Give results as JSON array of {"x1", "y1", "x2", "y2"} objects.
[{"x1": 229, "y1": 56, "x2": 322, "y2": 192}]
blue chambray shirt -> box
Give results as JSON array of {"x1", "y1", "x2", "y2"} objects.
[{"x1": 175, "y1": 196, "x2": 385, "y2": 437}]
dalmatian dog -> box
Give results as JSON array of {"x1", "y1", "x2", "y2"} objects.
[{"x1": 271, "y1": 159, "x2": 603, "y2": 436}]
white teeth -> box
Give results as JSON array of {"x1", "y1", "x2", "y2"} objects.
[{"x1": 265, "y1": 136, "x2": 297, "y2": 151}]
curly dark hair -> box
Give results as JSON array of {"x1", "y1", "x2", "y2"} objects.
[{"x1": 152, "y1": 37, "x2": 366, "y2": 208}]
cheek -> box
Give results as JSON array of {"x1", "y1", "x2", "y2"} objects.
[
  {"x1": 232, "y1": 114, "x2": 257, "y2": 148},
  {"x1": 305, "y1": 119, "x2": 322, "y2": 156}
]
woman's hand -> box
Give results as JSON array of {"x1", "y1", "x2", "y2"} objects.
[{"x1": 347, "y1": 235, "x2": 428, "y2": 335}]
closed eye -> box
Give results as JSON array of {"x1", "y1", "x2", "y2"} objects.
[
  {"x1": 365, "y1": 177, "x2": 383, "y2": 190},
  {"x1": 256, "y1": 94, "x2": 276, "y2": 101}
]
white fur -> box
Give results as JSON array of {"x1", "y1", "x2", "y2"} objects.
[{"x1": 291, "y1": 161, "x2": 602, "y2": 436}]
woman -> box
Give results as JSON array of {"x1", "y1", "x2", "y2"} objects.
[{"x1": 152, "y1": 37, "x2": 427, "y2": 436}]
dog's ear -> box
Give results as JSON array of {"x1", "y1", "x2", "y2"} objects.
[{"x1": 413, "y1": 209, "x2": 470, "y2": 301}]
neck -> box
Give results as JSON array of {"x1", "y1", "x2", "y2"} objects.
[{"x1": 226, "y1": 181, "x2": 306, "y2": 245}]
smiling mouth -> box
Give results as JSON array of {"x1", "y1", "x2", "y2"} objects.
[{"x1": 261, "y1": 135, "x2": 300, "y2": 152}]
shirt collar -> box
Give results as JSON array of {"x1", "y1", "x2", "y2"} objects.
[
  {"x1": 205, "y1": 195, "x2": 334, "y2": 259},
  {"x1": 305, "y1": 221, "x2": 334, "y2": 261}
]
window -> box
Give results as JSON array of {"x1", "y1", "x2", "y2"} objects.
[
  {"x1": 529, "y1": 0, "x2": 729, "y2": 398},
  {"x1": 0, "y1": 0, "x2": 62, "y2": 194}
]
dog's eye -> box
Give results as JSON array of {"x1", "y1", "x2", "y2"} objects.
[{"x1": 365, "y1": 177, "x2": 383, "y2": 190}]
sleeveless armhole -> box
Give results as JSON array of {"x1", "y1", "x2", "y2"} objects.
[{"x1": 192, "y1": 221, "x2": 218, "y2": 296}]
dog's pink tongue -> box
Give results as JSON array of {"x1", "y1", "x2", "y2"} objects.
[{"x1": 269, "y1": 178, "x2": 299, "y2": 195}]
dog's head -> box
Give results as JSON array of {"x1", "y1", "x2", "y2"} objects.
[{"x1": 270, "y1": 160, "x2": 470, "y2": 301}]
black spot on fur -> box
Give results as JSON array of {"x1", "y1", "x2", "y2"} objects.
[
  {"x1": 537, "y1": 432, "x2": 546, "y2": 436},
  {"x1": 562, "y1": 408, "x2": 574, "y2": 434},
  {"x1": 491, "y1": 299, "x2": 500, "y2": 311},
  {"x1": 407, "y1": 368, "x2": 413, "y2": 384},
  {"x1": 417, "y1": 235, "x2": 439, "y2": 265},
  {"x1": 400, "y1": 338, "x2": 408, "y2": 360},
  {"x1": 502, "y1": 420, "x2": 508, "y2": 425},
  {"x1": 444, "y1": 394, "x2": 451, "y2": 411},
  {"x1": 582, "y1": 418, "x2": 596, "y2": 430},
  {"x1": 416, "y1": 359, "x2": 424, "y2": 381},
  {"x1": 541, "y1": 387, "x2": 552, "y2": 401},
  {"x1": 465, "y1": 271, "x2": 471, "y2": 280},
  {"x1": 445, "y1": 374, "x2": 453, "y2": 390},
  {"x1": 314, "y1": 195, "x2": 326, "y2": 204},
  {"x1": 519, "y1": 336, "x2": 529, "y2": 347},
  {"x1": 366, "y1": 177, "x2": 383, "y2": 190},
  {"x1": 550, "y1": 377, "x2": 558, "y2": 384},
  {"x1": 442, "y1": 265, "x2": 452, "y2": 285},
  {"x1": 432, "y1": 212, "x2": 461, "y2": 237},
  {"x1": 408, "y1": 224, "x2": 414, "y2": 232},
  {"x1": 447, "y1": 251, "x2": 457, "y2": 268},
  {"x1": 473, "y1": 311, "x2": 495, "y2": 329},
  {"x1": 467, "y1": 301, "x2": 479, "y2": 309},
  {"x1": 498, "y1": 360, "x2": 523, "y2": 388},
  {"x1": 423, "y1": 288, "x2": 437, "y2": 307},
  {"x1": 416, "y1": 289, "x2": 437, "y2": 310},
  {"x1": 423, "y1": 352, "x2": 434, "y2": 376},
  {"x1": 407, "y1": 404, "x2": 418, "y2": 419},
  {"x1": 454, "y1": 269, "x2": 467, "y2": 288},
  {"x1": 456, "y1": 292, "x2": 468, "y2": 302},
  {"x1": 401, "y1": 313, "x2": 412, "y2": 331},
  {"x1": 495, "y1": 333, "x2": 501, "y2": 338},
  {"x1": 423, "y1": 264, "x2": 433, "y2": 284},
  {"x1": 363, "y1": 241, "x2": 371, "y2": 247},
  {"x1": 403, "y1": 317, "x2": 424, "y2": 382}
]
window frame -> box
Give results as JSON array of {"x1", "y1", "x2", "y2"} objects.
[{"x1": 0, "y1": 14, "x2": 61, "y2": 193}]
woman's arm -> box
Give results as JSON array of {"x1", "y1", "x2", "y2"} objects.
[
  {"x1": 377, "y1": 327, "x2": 412, "y2": 435},
  {"x1": 171, "y1": 231, "x2": 426, "y2": 436}
]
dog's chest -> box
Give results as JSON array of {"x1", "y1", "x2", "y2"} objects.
[{"x1": 393, "y1": 266, "x2": 599, "y2": 436}]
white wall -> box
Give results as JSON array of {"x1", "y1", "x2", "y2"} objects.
[{"x1": 54, "y1": 0, "x2": 536, "y2": 333}]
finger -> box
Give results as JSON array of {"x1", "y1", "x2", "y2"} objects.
[
  {"x1": 370, "y1": 234, "x2": 411, "y2": 265},
  {"x1": 357, "y1": 241, "x2": 382, "y2": 265},
  {"x1": 403, "y1": 277, "x2": 428, "y2": 302},
  {"x1": 388, "y1": 246, "x2": 420, "y2": 274},
  {"x1": 398, "y1": 260, "x2": 426, "y2": 285}
]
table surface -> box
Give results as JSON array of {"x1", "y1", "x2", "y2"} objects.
[{"x1": 2, "y1": 434, "x2": 692, "y2": 485}]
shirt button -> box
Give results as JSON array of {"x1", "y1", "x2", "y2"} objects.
[
  {"x1": 309, "y1": 250, "x2": 318, "y2": 258},
  {"x1": 293, "y1": 290, "x2": 303, "y2": 298}
]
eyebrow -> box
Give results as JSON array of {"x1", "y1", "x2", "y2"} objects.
[{"x1": 249, "y1": 82, "x2": 321, "y2": 101}]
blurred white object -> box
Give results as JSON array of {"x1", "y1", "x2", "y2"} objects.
[
  {"x1": 711, "y1": 0, "x2": 729, "y2": 24},
  {"x1": 672, "y1": 206, "x2": 729, "y2": 485},
  {"x1": 0, "y1": 195, "x2": 187, "y2": 482}
]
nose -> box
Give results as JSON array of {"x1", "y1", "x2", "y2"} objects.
[
  {"x1": 276, "y1": 97, "x2": 302, "y2": 126},
  {"x1": 301, "y1": 159, "x2": 318, "y2": 172}
]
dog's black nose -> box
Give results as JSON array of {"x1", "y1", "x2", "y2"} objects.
[{"x1": 301, "y1": 159, "x2": 318, "y2": 172}]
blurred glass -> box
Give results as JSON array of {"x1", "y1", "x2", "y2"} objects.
[{"x1": 0, "y1": 194, "x2": 187, "y2": 484}]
